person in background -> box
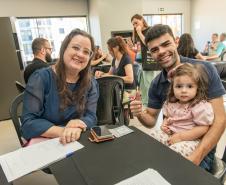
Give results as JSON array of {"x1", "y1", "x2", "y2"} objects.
[
  {"x1": 149, "y1": 63, "x2": 213, "y2": 159},
  {"x1": 23, "y1": 38, "x2": 53, "y2": 83},
  {"x1": 206, "y1": 33, "x2": 226, "y2": 61},
  {"x1": 174, "y1": 36, "x2": 180, "y2": 46},
  {"x1": 131, "y1": 14, "x2": 156, "y2": 106},
  {"x1": 95, "y1": 36, "x2": 135, "y2": 90},
  {"x1": 177, "y1": 33, "x2": 206, "y2": 60},
  {"x1": 21, "y1": 29, "x2": 99, "y2": 144},
  {"x1": 220, "y1": 33, "x2": 226, "y2": 47},
  {"x1": 124, "y1": 37, "x2": 136, "y2": 63},
  {"x1": 203, "y1": 33, "x2": 219, "y2": 56},
  {"x1": 91, "y1": 45, "x2": 111, "y2": 66},
  {"x1": 130, "y1": 24, "x2": 226, "y2": 172}
]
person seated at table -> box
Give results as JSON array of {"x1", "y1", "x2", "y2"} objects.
[
  {"x1": 177, "y1": 33, "x2": 206, "y2": 60},
  {"x1": 206, "y1": 33, "x2": 226, "y2": 61},
  {"x1": 95, "y1": 36, "x2": 136, "y2": 90},
  {"x1": 24, "y1": 38, "x2": 53, "y2": 83},
  {"x1": 149, "y1": 63, "x2": 214, "y2": 159},
  {"x1": 203, "y1": 33, "x2": 220, "y2": 56},
  {"x1": 130, "y1": 24, "x2": 226, "y2": 172},
  {"x1": 21, "y1": 29, "x2": 99, "y2": 145},
  {"x1": 91, "y1": 45, "x2": 111, "y2": 66}
]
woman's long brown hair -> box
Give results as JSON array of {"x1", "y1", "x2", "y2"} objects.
[
  {"x1": 54, "y1": 29, "x2": 95, "y2": 116},
  {"x1": 107, "y1": 36, "x2": 128, "y2": 55}
]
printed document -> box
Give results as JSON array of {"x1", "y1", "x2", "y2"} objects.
[
  {"x1": 115, "y1": 168, "x2": 171, "y2": 185},
  {"x1": 0, "y1": 138, "x2": 83, "y2": 182},
  {"x1": 109, "y1": 125, "x2": 134, "y2": 138}
]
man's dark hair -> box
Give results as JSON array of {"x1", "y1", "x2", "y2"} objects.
[
  {"x1": 32, "y1": 38, "x2": 48, "y2": 55},
  {"x1": 145, "y1": 24, "x2": 175, "y2": 45}
]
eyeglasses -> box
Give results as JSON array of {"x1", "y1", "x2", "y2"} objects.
[
  {"x1": 45, "y1": 47, "x2": 53, "y2": 52},
  {"x1": 69, "y1": 44, "x2": 93, "y2": 58}
]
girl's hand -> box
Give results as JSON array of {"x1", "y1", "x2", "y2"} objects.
[
  {"x1": 161, "y1": 124, "x2": 172, "y2": 135},
  {"x1": 161, "y1": 119, "x2": 172, "y2": 135},
  {"x1": 167, "y1": 133, "x2": 182, "y2": 145},
  {"x1": 60, "y1": 127, "x2": 82, "y2": 145}
]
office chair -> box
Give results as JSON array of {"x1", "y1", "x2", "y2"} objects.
[
  {"x1": 96, "y1": 76, "x2": 126, "y2": 125},
  {"x1": 211, "y1": 156, "x2": 226, "y2": 183},
  {"x1": 220, "y1": 50, "x2": 226, "y2": 61},
  {"x1": 9, "y1": 92, "x2": 25, "y2": 146},
  {"x1": 15, "y1": 81, "x2": 25, "y2": 93},
  {"x1": 9, "y1": 92, "x2": 52, "y2": 174}
]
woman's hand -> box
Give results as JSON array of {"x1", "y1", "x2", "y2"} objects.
[
  {"x1": 95, "y1": 70, "x2": 104, "y2": 78},
  {"x1": 59, "y1": 127, "x2": 82, "y2": 145},
  {"x1": 66, "y1": 119, "x2": 87, "y2": 131},
  {"x1": 135, "y1": 25, "x2": 142, "y2": 33}
]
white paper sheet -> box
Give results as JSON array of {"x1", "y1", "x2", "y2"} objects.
[
  {"x1": 109, "y1": 125, "x2": 134, "y2": 138},
  {"x1": 0, "y1": 138, "x2": 83, "y2": 182},
  {"x1": 115, "y1": 168, "x2": 171, "y2": 185}
]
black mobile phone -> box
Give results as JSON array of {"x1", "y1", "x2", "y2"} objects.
[{"x1": 91, "y1": 126, "x2": 113, "y2": 139}]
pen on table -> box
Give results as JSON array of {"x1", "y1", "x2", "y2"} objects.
[{"x1": 66, "y1": 152, "x2": 74, "y2": 158}]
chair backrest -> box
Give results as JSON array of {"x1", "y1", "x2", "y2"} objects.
[
  {"x1": 211, "y1": 156, "x2": 226, "y2": 183},
  {"x1": 15, "y1": 81, "x2": 25, "y2": 93},
  {"x1": 220, "y1": 50, "x2": 226, "y2": 61},
  {"x1": 9, "y1": 92, "x2": 24, "y2": 146},
  {"x1": 96, "y1": 76, "x2": 124, "y2": 125},
  {"x1": 211, "y1": 61, "x2": 226, "y2": 81}
]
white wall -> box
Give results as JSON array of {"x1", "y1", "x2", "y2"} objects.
[
  {"x1": 191, "y1": 0, "x2": 226, "y2": 51},
  {"x1": 142, "y1": 0, "x2": 191, "y2": 33},
  {"x1": 0, "y1": 0, "x2": 88, "y2": 17},
  {"x1": 89, "y1": 0, "x2": 141, "y2": 51},
  {"x1": 89, "y1": 0, "x2": 191, "y2": 52}
]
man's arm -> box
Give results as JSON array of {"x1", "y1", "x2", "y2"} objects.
[
  {"x1": 188, "y1": 96, "x2": 226, "y2": 165},
  {"x1": 137, "y1": 107, "x2": 160, "y2": 128},
  {"x1": 167, "y1": 126, "x2": 209, "y2": 145},
  {"x1": 130, "y1": 99, "x2": 160, "y2": 128}
]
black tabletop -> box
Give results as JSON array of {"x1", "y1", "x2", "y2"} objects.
[{"x1": 50, "y1": 126, "x2": 221, "y2": 185}]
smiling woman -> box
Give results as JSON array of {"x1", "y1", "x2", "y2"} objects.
[{"x1": 21, "y1": 29, "x2": 99, "y2": 145}]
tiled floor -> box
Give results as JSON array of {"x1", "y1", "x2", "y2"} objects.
[{"x1": 0, "y1": 118, "x2": 225, "y2": 185}]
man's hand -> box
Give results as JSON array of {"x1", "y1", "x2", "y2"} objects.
[
  {"x1": 130, "y1": 90, "x2": 142, "y2": 116},
  {"x1": 130, "y1": 100, "x2": 143, "y2": 116},
  {"x1": 186, "y1": 152, "x2": 201, "y2": 165}
]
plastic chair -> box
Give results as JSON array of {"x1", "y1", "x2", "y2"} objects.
[
  {"x1": 15, "y1": 81, "x2": 25, "y2": 93},
  {"x1": 96, "y1": 76, "x2": 125, "y2": 125}
]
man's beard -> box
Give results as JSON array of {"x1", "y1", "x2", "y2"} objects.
[{"x1": 45, "y1": 53, "x2": 52, "y2": 63}]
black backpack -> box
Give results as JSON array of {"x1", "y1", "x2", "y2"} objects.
[{"x1": 96, "y1": 76, "x2": 124, "y2": 125}]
